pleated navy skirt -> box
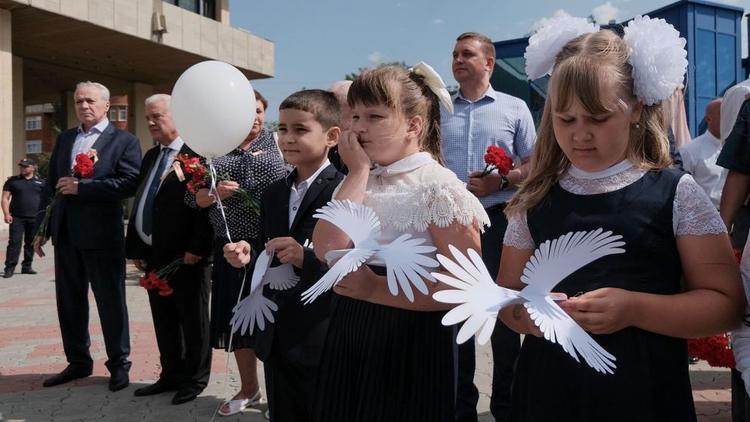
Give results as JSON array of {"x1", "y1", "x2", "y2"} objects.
[{"x1": 311, "y1": 295, "x2": 455, "y2": 422}]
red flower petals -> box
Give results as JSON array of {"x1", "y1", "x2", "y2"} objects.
[
  {"x1": 687, "y1": 334, "x2": 735, "y2": 368},
  {"x1": 73, "y1": 153, "x2": 95, "y2": 178},
  {"x1": 479, "y1": 145, "x2": 514, "y2": 177}
]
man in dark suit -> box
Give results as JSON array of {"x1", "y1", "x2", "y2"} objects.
[
  {"x1": 125, "y1": 93, "x2": 213, "y2": 405},
  {"x1": 34, "y1": 81, "x2": 141, "y2": 391}
]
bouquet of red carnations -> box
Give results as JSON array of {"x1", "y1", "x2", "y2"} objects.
[
  {"x1": 34, "y1": 149, "x2": 97, "y2": 242},
  {"x1": 479, "y1": 145, "x2": 514, "y2": 189},
  {"x1": 481, "y1": 145, "x2": 513, "y2": 176},
  {"x1": 176, "y1": 154, "x2": 259, "y2": 215},
  {"x1": 688, "y1": 334, "x2": 735, "y2": 368},
  {"x1": 139, "y1": 258, "x2": 183, "y2": 297}
]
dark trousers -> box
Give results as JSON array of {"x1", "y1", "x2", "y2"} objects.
[
  {"x1": 148, "y1": 262, "x2": 212, "y2": 389},
  {"x1": 4, "y1": 216, "x2": 36, "y2": 272},
  {"x1": 733, "y1": 369, "x2": 750, "y2": 422},
  {"x1": 455, "y1": 205, "x2": 520, "y2": 422},
  {"x1": 53, "y1": 225, "x2": 131, "y2": 372},
  {"x1": 265, "y1": 351, "x2": 318, "y2": 422}
]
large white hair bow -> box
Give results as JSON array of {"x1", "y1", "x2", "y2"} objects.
[
  {"x1": 411, "y1": 61, "x2": 454, "y2": 114},
  {"x1": 524, "y1": 16, "x2": 599, "y2": 81},
  {"x1": 523, "y1": 14, "x2": 687, "y2": 106},
  {"x1": 624, "y1": 15, "x2": 687, "y2": 106}
]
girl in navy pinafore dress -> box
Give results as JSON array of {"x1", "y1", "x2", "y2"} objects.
[{"x1": 499, "y1": 28, "x2": 744, "y2": 422}]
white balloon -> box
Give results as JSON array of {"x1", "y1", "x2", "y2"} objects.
[{"x1": 171, "y1": 60, "x2": 256, "y2": 159}]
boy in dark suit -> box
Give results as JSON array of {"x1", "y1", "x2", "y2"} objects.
[{"x1": 224, "y1": 89, "x2": 343, "y2": 421}]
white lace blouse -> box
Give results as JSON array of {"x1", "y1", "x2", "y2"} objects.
[
  {"x1": 339, "y1": 152, "x2": 490, "y2": 250},
  {"x1": 504, "y1": 160, "x2": 727, "y2": 249}
]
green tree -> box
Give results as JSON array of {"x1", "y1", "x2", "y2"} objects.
[
  {"x1": 264, "y1": 120, "x2": 279, "y2": 132},
  {"x1": 36, "y1": 153, "x2": 51, "y2": 179}
]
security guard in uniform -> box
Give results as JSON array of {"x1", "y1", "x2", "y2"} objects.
[{"x1": 3, "y1": 158, "x2": 44, "y2": 278}]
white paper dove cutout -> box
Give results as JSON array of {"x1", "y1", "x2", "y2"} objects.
[
  {"x1": 301, "y1": 199, "x2": 440, "y2": 304},
  {"x1": 432, "y1": 228, "x2": 625, "y2": 374},
  {"x1": 230, "y1": 248, "x2": 301, "y2": 335}
]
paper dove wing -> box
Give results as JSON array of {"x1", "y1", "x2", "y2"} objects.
[
  {"x1": 520, "y1": 228, "x2": 625, "y2": 295},
  {"x1": 300, "y1": 200, "x2": 382, "y2": 304},
  {"x1": 313, "y1": 199, "x2": 381, "y2": 246},
  {"x1": 518, "y1": 228, "x2": 625, "y2": 374},
  {"x1": 375, "y1": 234, "x2": 440, "y2": 302},
  {"x1": 301, "y1": 248, "x2": 375, "y2": 304},
  {"x1": 250, "y1": 249, "x2": 274, "y2": 295},
  {"x1": 229, "y1": 248, "x2": 284, "y2": 336},
  {"x1": 432, "y1": 245, "x2": 523, "y2": 344},
  {"x1": 230, "y1": 289, "x2": 279, "y2": 336},
  {"x1": 266, "y1": 264, "x2": 300, "y2": 290},
  {"x1": 524, "y1": 295, "x2": 616, "y2": 374}
]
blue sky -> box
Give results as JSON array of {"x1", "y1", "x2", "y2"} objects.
[{"x1": 230, "y1": 0, "x2": 748, "y2": 123}]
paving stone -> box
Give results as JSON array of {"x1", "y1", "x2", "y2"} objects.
[{"x1": 0, "y1": 230, "x2": 731, "y2": 421}]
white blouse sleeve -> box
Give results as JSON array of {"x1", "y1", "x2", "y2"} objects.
[
  {"x1": 673, "y1": 174, "x2": 727, "y2": 236},
  {"x1": 410, "y1": 182, "x2": 490, "y2": 232},
  {"x1": 503, "y1": 211, "x2": 535, "y2": 250}
]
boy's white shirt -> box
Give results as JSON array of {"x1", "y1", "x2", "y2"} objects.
[
  {"x1": 288, "y1": 159, "x2": 330, "y2": 229},
  {"x1": 732, "y1": 239, "x2": 750, "y2": 395}
]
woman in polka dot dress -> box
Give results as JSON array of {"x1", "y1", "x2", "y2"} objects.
[{"x1": 186, "y1": 91, "x2": 286, "y2": 414}]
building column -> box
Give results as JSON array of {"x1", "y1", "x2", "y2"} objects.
[
  {"x1": 129, "y1": 82, "x2": 154, "y2": 154},
  {"x1": 13, "y1": 56, "x2": 24, "y2": 164},
  {"x1": 0, "y1": 9, "x2": 13, "y2": 200},
  {"x1": 65, "y1": 90, "x2": 77, "y2": 129},
  {"x1": 217, "y1": 0, "x2": 229, "y2": 24}
]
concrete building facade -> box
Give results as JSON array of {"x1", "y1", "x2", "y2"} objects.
[{"x1": 0, "y1": 0, "x2": 274, "y2": 198}]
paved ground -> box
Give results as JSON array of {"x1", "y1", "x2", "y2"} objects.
[{"x1": 0, "y1": 229, "x2": 734, "y2": 421}]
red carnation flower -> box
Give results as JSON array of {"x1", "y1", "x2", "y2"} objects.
[
  {"x1": 480, "y1": 145, "x2": 514, "y2": 178},
  {"x1": 687, "y1": 334, "x2": 735, "y2": 368},
  {"x1": 73, "y1": 153, "x2": 95, "y2": 178}
]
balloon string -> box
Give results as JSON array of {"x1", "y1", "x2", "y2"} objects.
[
  {"x1": 210, "y1": 266, "x2": 249, "y2": 422},
  {"x1": 208, "y1": 160, "x2": 233, "y2": 243},
  {"x1": 206, "y1": 159, "x2": 253, "y2": 420}
]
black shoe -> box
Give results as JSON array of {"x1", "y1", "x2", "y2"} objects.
[
  {"x1": 172, "y1": 386, "x2": 202, "y2": 405},
  {"x1": 109, "y1": 370, "x2": 130, "y2": 391},
  {"x1": 43, "y1": 365, "x2": 92, "y2": 387},
  {"x1": 689, "y1": 356, "x2": 700, "y2": 365},
  {"x1": 134, "y1": 380, "x2": 177, "y2": 397},
  {"x1": 3, "y1": 270, "x2": 13, "y2": 278},
  {"x1": 21, "y1": 269, "x2": 37, "y2": 275}
]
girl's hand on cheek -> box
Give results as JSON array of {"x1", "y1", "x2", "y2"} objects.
[{"x1": 339, "y1": 131, "x2": 371, "y2": 174}]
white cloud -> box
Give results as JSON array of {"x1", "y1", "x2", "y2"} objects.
[
  {"x1": 368, "y1": 51, "x2": 384, "y2": 63},
  {"x1": 433, "y1": 18, "x2": 444, "y2": 25},
  {"x1": 530, "y1": 9, "x2": 571, "y2": 33},
  {"x1": 592, "y1": 2, "x2": 619, "y2": 24}
]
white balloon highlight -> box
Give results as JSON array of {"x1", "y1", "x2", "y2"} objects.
[{"x1": 171, "y1": 60, "x2": 256, "y2": 159}]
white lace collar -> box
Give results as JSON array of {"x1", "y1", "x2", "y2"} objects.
[
  {"x1": 560, "y1": 160, "x2": 647, "y2": 195},
  {"x1": 370, "y1": 152, "x2": 435, "y2": 177},
  {"x1": 567, "y1": 160, "x2": 634, "y2": 180}
]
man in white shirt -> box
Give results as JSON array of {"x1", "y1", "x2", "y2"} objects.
[{"x1": 679, "y1": 99, "x2": 724, "y2": 209}]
